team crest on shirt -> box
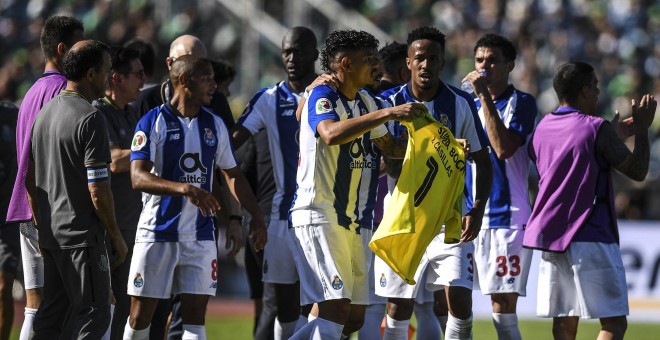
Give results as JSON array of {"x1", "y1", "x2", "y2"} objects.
[
  {"x1": 131, "y1": 131, "x2": 147, "y2": 151},
  {"x1": 134, "y1": 273, "x2": 144, "y2": 288},
  {"x1": 439, "y1": 114, "x2": 452, "y2": 130},
  {"x1": 99, "y1": 254, "x2": 109, "y2": 272},
  {"x1": 203, "y1": 128, "x2": 216, "y2": 146},
  {"x1": 263, "y1": 260, "x2": 269, "y2": 274},
  {"x1": 315, "y1": 98, "x2": 332, "y2": 114},
  {"x1": 331, "y1": 275, "x2": 343, "y2": 290},
  {"x1": 379, "y1": 273, "x2": 387, "y2": 287}
]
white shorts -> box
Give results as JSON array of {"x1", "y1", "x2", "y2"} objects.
[
  {"x1": 20, "y1": 221, "x2": 44, "y2": 289},
  {"x1": 375, "y1": 231, "x2": 473, "y2": 300},
  {"x1": 127, "y1": 240, "x2": 217, "y2": 298},
  {"x1": 361, "y1": 229, "x2": 386, "y2": 305},
  {"x1": 291, "y1": 223, "x2": 369, "y2": 305},
  {"x1": 473, "y1": 228, "x2": 532, "y2": 295},
  {"x1": 262, "y1": 220, "x2": 299, "y2": 284},
  {"x1": 536, "y1": 242, "x2": 628, "y2": 319}
]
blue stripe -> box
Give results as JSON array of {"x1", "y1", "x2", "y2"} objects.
[
  {"x1": 488, "y1": 154, "x2": 512, "y2": 226},
  {"x1": 195, "y1": 109, "x2": 218, "y2": 240},
  {"x1": 154, "y1": 105, "x2": 185, "y2": 241},
  {"x1": 276, "y1": 83, "x2": 301, "y2": 220},
  {"x1": 332, "y1": 95, "x2": 355, "y2": 229}
]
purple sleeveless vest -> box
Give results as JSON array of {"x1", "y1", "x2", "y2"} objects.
[{"x1": 523, "y1": 109, "x2": 616, "y2": 252}]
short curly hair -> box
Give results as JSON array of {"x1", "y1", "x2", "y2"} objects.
[
  {"x1": 379, "y1": 41, "x2": 407, "y2": 75},
  {"x1": 320, "y1": 30, "x2": 379, "y2": 72},
  {"x1": 407, "y1": 26, "x2": 445, "y2": 51},
  {"x1": 474, "y1": 34, "x2": 517, "y2": 61}
]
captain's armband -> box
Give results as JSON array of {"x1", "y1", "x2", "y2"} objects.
[{"x1": 86, "y1": 165, "x2": 109, "y2": 183}]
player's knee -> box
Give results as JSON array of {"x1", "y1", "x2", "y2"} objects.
[
  {"x1": 491, "y1": 293, "x2": 518, "y2": 313},
  {"x1": 387, "y1": 298, "x2": 414, "y2": 320},
  {"x1": 317, "y1": 299, "x2": 351, "y2": 324},
  {"x1": 446, "y1": 287, "x2": 472, "y2": 319},
  {"x1": 600, "y1": 316, "x2": 627, "y2": 340}
]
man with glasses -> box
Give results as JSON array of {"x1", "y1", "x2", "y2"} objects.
[{"x1": 93, "y1": 46, "x2": 145, "y2": 340}]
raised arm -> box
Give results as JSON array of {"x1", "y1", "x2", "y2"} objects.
[
  {"x1": 316, "y1": 103, "x2": 426, "y2": 146},
  {"x1": 600, "y1": 94, "x2": 656, "y2": 182}
]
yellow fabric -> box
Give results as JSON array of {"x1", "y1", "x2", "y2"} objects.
[{"x1": 369, "y1": 114, "x2": 465, "y2": 284}]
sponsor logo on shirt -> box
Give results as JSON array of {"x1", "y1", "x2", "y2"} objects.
[
  {"x1": 315, "y1": 98, "x2": 332, "y2": 114},
  {"x1": 134, "y1": 273, "x2": 144, "y2": 288},
  {"x1": 348, "y1": 137, "x2": 378, "y2": 169},
  {"x1": 179, "y1": 152, "x2": 208, "y2": 184},
  {"x1": 131, "y1": 131, "x2": 147, "y2": 151},
  {"x1": 169, "y1": 133, "x2": 180, "y2": 141},
  {"x1": 281, "y1": 109, "x2": 294, "y2": 117}
]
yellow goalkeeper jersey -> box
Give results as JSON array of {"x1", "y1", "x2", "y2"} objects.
[{"x1": 369, "y1": 113, "x2": 465, "y2": 284}]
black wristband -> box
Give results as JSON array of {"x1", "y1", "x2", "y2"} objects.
[{"x1": 229, "y1": 215, "x2": 244, "y2": 223}]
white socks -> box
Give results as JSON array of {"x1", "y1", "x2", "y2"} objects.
[
  {"x1": 275, "y1": 318, "x2": 298, "y2": 340},
  {"x1": 492, "y1": 313, "x2": 522, "y2": 340},
  {"x1": 383, "y1": 315, "x2": 410, "y2": 340},
  {"x1": 311, "y1": 317, "x2": 343, "y2": 340},
  {"x1": 182, "y1": 324, "x2": 206, "y2": 340},
  {"x1": 445, "y1": 314, "x2": 472, "y2": 340},
  {"x1": 122, "y1": 322, "x2": 149, "y2": 340},
  {"x1": 414, "y1": 301, "x2": 441, "y2": 340},
  {"x1": 19, "y1": 307, "x2": 37, "y2": 340}
]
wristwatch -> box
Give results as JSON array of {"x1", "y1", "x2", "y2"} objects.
[{"x1": 229, "y1": 215, "x2": 244, "y2": 223}]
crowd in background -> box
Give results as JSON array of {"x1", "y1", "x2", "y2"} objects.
[{"x1": 1, "y1": 0, "x2": 659, "y2": 220}]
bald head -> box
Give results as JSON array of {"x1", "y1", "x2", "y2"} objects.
[
  {"x1": 282, "y1": 26, "x2": 317, "y2": 50},
  {"x1": 169, "y1": 35, "x2": 207, "y2": 59}
]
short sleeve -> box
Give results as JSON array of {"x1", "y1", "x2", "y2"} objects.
[
  {"x1": 306, "y1": 85, "x2": 340, "y2": 136},
  {"x1": 214, "y1": 118, "x2": 238, "y2": 170},
  {"x1": 130, "y1": 111, "x2": 159, "y2": 162},
  {"x1": 460, "y1": 107, "x2": 483, "y2": 152},
  {"x1": 81, "y1": 112, "x2": 111, "y2": 166},
  {"x1": 237, "y1": 88, "x2": 270, "y2": 135},
  {"x1": 508, "y1": 94, "x2": 538, "y2": 142}
]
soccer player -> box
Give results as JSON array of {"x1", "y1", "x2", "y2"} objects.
[
  {"x1": 376, "y1": 26, "x2": 493, "y2": 340},
  {"x1": 289, "y1": 29, "x2": 426, "y2": 340},
  {"x1": 524, "y1": 62, "x2": 656, "y2": 340},
  {"x1": 92, "y1": 46, "x2": 146, "y2": 340},
  {"x1": 231, "y1": 26, "x2": 318, "y2": 340},
  {"x1": 358, "y1": 40, "x2": 412, "y2": 340},
  {"x1": 130, "y1": 34, "x2": 237, "y2": 339},
  {"x1": 460, "y1": 34, "x2": 538, "y2": 340},
  {"x1": 6, "y1": 15, "x2": 84, "y2": 340},
  {"x1": 124, "y1": 55, "x2": 267, "y2": 340},
  {"x1": 28, "y1": 39, "x2": 128, "y2": 339}
]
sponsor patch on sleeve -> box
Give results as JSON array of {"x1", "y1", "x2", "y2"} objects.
[
  {"x1": 315, "y1": 98, "x2": 332, "y2": 115},
  {"x1": 131, "y1": 131, "x2": 147, "y2": 151}
]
